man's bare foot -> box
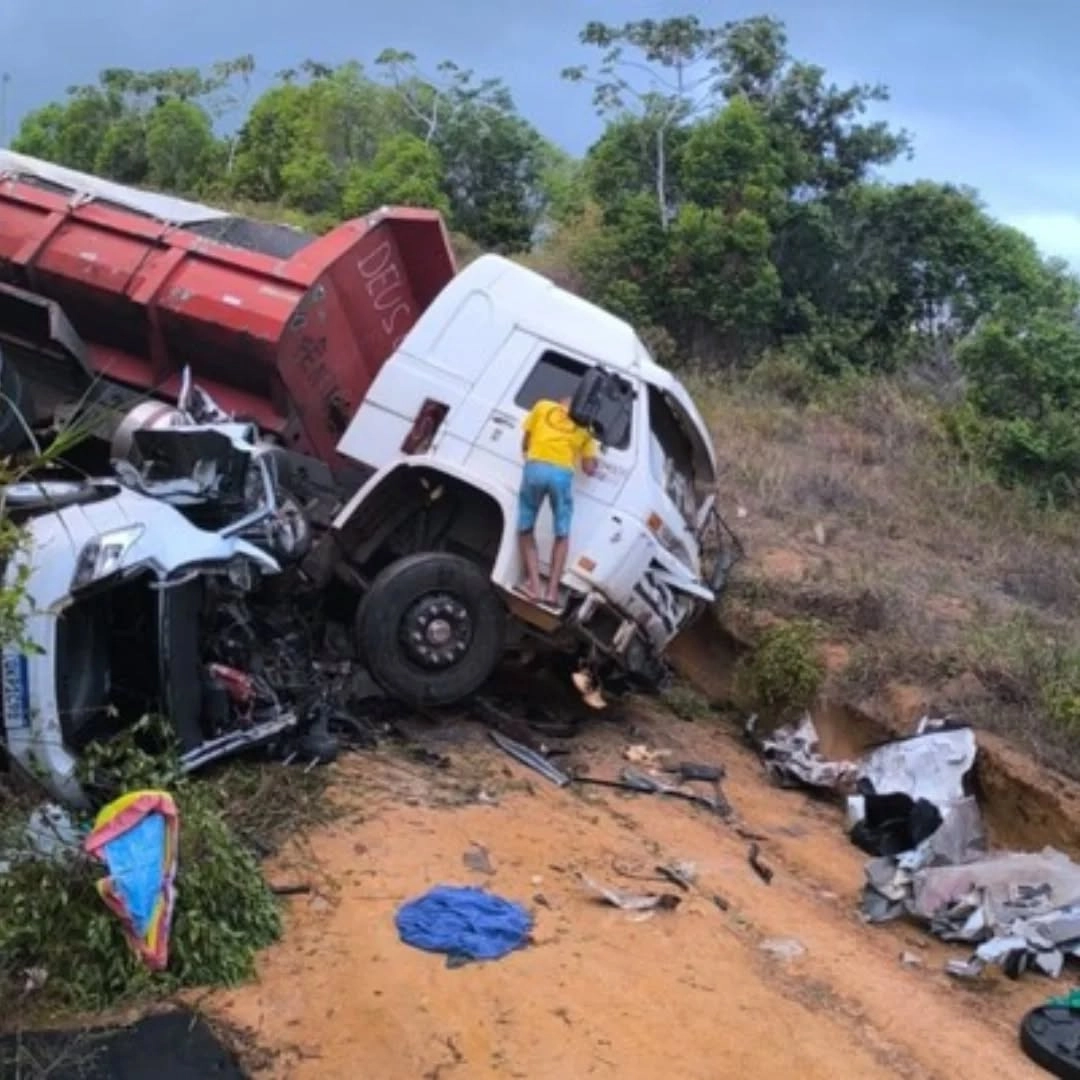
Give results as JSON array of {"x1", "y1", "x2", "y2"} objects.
[
  {"x1": 517, "y1": 582, "x2": 541, "y2": 602},
  {"x1": 543, "y1": 590, "x2": 561, "y2": 607}
]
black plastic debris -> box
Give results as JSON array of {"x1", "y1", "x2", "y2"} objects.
[
  {"x1": 748, "y1": 842, "x2": 774, "y2": 884},
  {"x1": 0, "y1": 1009, "x2": 246, "y2": 1080},
  {"x1": 488, "y1": 729, "x2": 571, "y2": 787},
  {"x1": 1020, "y1": 1000, "x2": 1080, "y2": 1078},
  {"x1": 663, "y1": 761, "x2": 725, "y2": 783},
  {"x1": 848, "y1": 791, "x2": 943, "y2": 857}
]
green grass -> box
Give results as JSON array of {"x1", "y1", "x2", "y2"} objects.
[{"x1": 688, "y1": 362, "x2": 1080, "y2": 770}]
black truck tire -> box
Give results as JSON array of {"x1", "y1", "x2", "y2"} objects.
[{"x1": 355, "y1": 552, "x2": 505, "y2": 707}]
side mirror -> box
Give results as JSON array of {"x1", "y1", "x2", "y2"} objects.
[{"x1": 569, "y1": 367, "x2": 635, "y2": 449}]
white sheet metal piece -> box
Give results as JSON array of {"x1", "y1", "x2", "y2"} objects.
[
  {"x1": 912, "y1": 849, "x2": 1080, "y2": 923},
  {"x1": 858, "y1": 723, "x2": 977, "y2": 810},
  {"x1": 0, "y1": 148, "x2": 228, "y2": 225}
]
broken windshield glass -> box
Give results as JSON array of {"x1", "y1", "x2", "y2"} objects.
[{"x1": 648, "y1": 386, "x2": 698, "y2": 529}]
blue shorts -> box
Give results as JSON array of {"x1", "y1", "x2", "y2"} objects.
[{"x1": 518, "y1": 460, "x2": 574, "y2": 538}]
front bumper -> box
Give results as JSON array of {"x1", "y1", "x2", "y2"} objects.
[{"x1": 567, "y1": 507, "x2": 743, "y2": 690}]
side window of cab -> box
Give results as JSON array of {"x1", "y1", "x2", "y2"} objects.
[{"x1": 513, "y1": 349, "x2": 633, "y2": 451}]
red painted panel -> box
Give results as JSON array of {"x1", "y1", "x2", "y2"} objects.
[{"x1": 0, "y1": 168, "x2": 457, "y2": 465}]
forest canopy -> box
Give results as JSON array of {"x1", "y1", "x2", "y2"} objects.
[{"x1": 12, "y1": 14, "x2": 1080, "y2": 500}]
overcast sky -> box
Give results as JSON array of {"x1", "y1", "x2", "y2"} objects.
[{"x1": 1, "y1": 1, "x2": 1077, "y2": 262}]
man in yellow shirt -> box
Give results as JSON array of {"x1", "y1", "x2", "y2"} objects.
[{"x1": 518, "y1": 396, "x2": 599, "y2": 606}]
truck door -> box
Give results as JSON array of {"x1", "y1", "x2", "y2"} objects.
[{"x1": 466, "y1": 341, "x2": 636, "y2": 581}]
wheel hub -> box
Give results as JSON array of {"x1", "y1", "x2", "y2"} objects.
[{"x1": 401, "y1": 592, "x2": 473, "y2": 669}]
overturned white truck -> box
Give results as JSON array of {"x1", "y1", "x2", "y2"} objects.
[{"x1": 0, "y1": 153, "x2": 739, "y2": 799}]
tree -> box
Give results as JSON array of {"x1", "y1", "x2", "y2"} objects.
[
  {"x1": 535, "y1": 143, "x2": 588, "y2": 231},
  {"x1": 374, "y1": 50, "x2": 509, "y2": 144},
  {"x1": 436, "y1": 102, "x2": 545, "y2": 250},
  {"x1": 230, "y1": 63, "x2": 403, "y2": 213},
  {"x1": 705, "y1": 16, "x2": 910, "y2": 197},
  {"x1": 206, "y1": 55, "x2": 257, "y2": 175},
  {"x1": 564, "y1": 17, "x2": 728, "y2": 227},
  {"x1": 229, "y1": 82, "x2": 311, "y2": 201},
  {"x1": 583, "y1": 114, "x2": 692, "y2": 220},
  {"x1": 145, "y1": 99, "x2": 218, "y2": 192},
  {"x1": 376, "y1": 50, "x2": 547, "y2": 249},
  {"x1": 11, "y1": 62, "x2": 229, "y2": 193},
  {"x1": 342, "y1": 133, "x2": 448, "y2": 217},
  {"x1": 94, "y1": 113, "x2": 149, "y2": 182},
  {"x1": 668, "y1": 98, "x2": 786, "y2": 360},
  {"x1": 957, "y1": 309, "x2": 1080, "y2": 500},
  {"x1": 13, "y1": 89, "x2": 117, "y2": 172}
]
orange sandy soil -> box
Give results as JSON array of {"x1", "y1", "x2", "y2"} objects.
[{"x1": 206, "y1": 691, "x2": 1058, "y2": 1080}]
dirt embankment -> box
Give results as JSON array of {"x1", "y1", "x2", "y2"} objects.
[{"x1": 206, "y1": 676, "x2": 1063, "y2": 1080}]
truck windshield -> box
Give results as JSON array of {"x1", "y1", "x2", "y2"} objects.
[{"x1": 647, "y1": 386, "x2": 698, "y2": 529}]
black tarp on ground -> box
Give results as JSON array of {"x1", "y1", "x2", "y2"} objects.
[{"x1": 0, "y1": 1008, "x2": 246, "y2": 1079}]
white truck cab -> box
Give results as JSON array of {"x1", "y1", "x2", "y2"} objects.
[{"x1": 328, "y1": 255, "x2": 738, "y2": 707}]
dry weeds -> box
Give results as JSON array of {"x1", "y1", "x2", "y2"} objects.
[{"x1": 692, "y1": 367, "x2": 1080, "y2": 773}]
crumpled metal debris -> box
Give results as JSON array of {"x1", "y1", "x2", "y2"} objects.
[
  {"x1": 857, "y1": 722, "x2": 977, "y2": 809},
  {"x1": 582, "y1": 876, "x2": 682, "y2": 912},
  {"x1": 753, "y1": 712, "x2": 1080, "y2": 978},
  {"x1": 756, "y1": 714, "x2": 984, "y2": 857},
  {"x1": 753, "y1": 713, "x2": 859, "y2": 791},
  {"x1": 850, "y1": 732, "x2": 1080, "y2": 979},
  {"x1": 847, "y1": 722, "x2": 982, "y2": 858},
  {"x1": 867, "y1": 848, "x2": 1080, "y2": 979}
]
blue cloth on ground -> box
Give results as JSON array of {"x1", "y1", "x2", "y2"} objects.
[{"x1": 395, "y1": 885, "x2": 533, "y2": 961}]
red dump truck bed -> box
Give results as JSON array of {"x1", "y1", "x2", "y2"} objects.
[{"x1": 0, "y1": 150, "x2": 457, "y2": 468}]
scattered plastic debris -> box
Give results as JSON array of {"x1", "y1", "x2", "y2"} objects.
[
  {"x1": 84, "y1": 791, "x2": 180, "y2": 971},
  {"x1": 488, "y1": 729, "x2": 571, "y2": 787},
  {"x1": 748, "y1": 843, "x2": 774, "y2": 885},
  {"x1": 752, "y1": 713, "x2": 859, "y2": 791},
  {"x1": 867, "y1": 847, "x2": 1080, "y2": 980},
  {"x1": 656, "y1": 861, "x2": 698, "y2": 891},
  {"x1": 463, "y1": 844, "x2": 495, "y2": 876},
  {"x1": 759, "y1": 937, "x2": 805, "y2": 961},
  {"x1": 583, "y1": 876, "x2": 682, "y2": 912},
  {"x1": 395, "y1": 885, "x2": 533, "y2": 963},
  {"x1": 578, "y1": 767, "x2": 727, "y2": 815},
  {"x1": 624, "y1": 744, "x2": 671, "y2": 766},
  {"x1": 663, "y1": 761, "x2": 725, "y2": 783}
]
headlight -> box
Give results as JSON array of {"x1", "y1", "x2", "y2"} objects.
[
  {"x1": 646, "y1": 511, "x2": 692, "y2": 569},
  {"x1": 71, "y1": 525, "x2": 145, "y2": 590}
]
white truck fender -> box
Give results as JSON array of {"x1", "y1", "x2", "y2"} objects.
[{"x1": 332, "y1": 458, "x2": 521, "y2": 586}]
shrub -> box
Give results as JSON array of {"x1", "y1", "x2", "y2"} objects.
[
  {"x1": 745, "y1": 349, "x2": 824, "y2": 406},
  {"x1": 734, "y1": 620, "x2": 825, "y2": 719},
  {"x1": 0, "y1": 721, "x2": 281, "y2": 1016}
]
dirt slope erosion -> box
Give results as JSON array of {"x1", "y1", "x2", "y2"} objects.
[{"x1": 209, "y1": 705, "x2": 1050, "y2": 1079}]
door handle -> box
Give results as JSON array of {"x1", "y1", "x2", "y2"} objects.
[{"x1": 491, "y1": 413, "x2": 515, "y2": 428}]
